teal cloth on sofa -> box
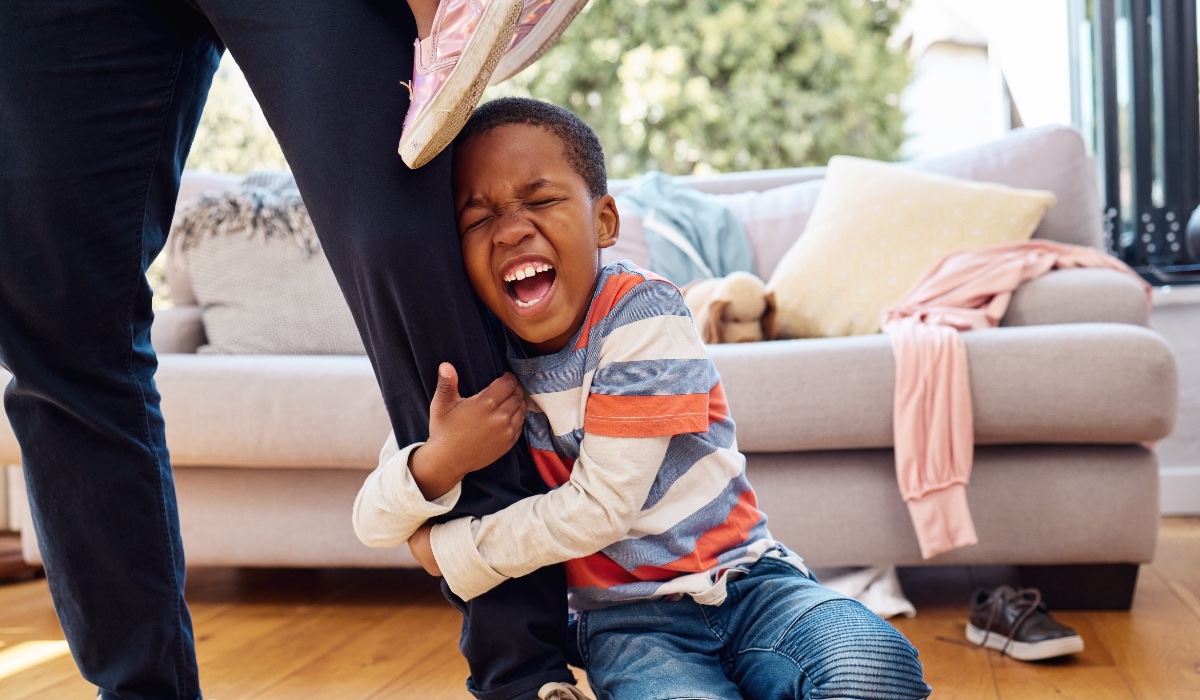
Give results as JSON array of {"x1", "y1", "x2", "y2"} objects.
[{"x1": 616, "y1": 172, "x2": 753, "y2": 286}]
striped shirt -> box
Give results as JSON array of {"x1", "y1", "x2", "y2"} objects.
[
  {"x1": 352, "y1": 261, "x2": 784, "y2": 610},
  {"x1": 505, "y1": 261, "x2": 778, "y2": 609}
]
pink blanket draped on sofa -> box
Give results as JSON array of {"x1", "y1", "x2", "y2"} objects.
[{"x1": 881, "y1": 240, "x2": 1151, "y2": 559}]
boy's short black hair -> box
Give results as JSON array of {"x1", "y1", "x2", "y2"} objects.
[{"x1": 456, "y1": 97, "x2": 608, "y2": 198}]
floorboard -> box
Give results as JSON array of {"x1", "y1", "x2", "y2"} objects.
[{"x1": 2, "y1": 518, "x2": 1199, "y2": 698}]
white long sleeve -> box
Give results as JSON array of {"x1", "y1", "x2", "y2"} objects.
[
  {"x1": 351, "y1": 432, "x2": 461, "y2": 548},
  {"x1": 430, "y1": 433, "x2": 671, "y2": 601}
]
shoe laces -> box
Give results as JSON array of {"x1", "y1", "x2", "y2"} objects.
[
  {"x1": 977, "y1": 586, "x2": 1043, "y2": 655},
  {"x1": 399, "y1": 80, "x2": 415, "y2": 101}
]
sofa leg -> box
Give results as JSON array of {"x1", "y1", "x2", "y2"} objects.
[{"x1": 1015, "y1": 563, "x2": 1140, "y2": 610}]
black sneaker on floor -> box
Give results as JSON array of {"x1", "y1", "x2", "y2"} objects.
[{"x1": 966, "y1": 585, "x2": 1084, "y2": 661}]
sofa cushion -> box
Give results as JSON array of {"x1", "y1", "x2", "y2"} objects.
[
  {"x1": 1001, "y1": 268, "x2": 1151, "y2": 328},
  {"x1": 602, "y1": 213, "x2": 651, "y2": 269},
  {"x1": 766, "y1": 156, "x2": 1056, "y2": 338},
  {"x1": 709, "y1": 323, "x2": 1176, "y2": 453},
  {"x1": 602, "y1": 126, "x2": 1102, "y2": 292},
  {"x1": 914, "y1": 125, "x2": 1103, "y2": 249},
  {"x1": 169, "y1": 172, "x2": 243, "y2": 307},
  {"x1": 711, "y1": 179, "x2": 825, "y2": 281},
  {"x1": 153, "y1": 355, "x2": 390, "y2": 469},
  {"x1": 747, "y1": 445, "x2": 1159, "y2": 567},
  {"x1": 170, "y1": 173, "x2": 366, "y2": 356},
  {"x1": 0, "y1": 324, "x2": 1164, "y2": 470},
  {"x1": 150, "y1": 306, "x2": 207, "y2": 354}
]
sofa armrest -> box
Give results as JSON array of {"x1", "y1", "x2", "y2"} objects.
[
  {"x1": 151, "y1": 306, "x2": 206, "y2": 354},
  {"x1": 1001, "y1": 268, "x2": 1150, "y2": 328}
]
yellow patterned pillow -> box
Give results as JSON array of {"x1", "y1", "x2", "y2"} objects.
[{"x1": 766, "y1": 156, "x2": 1056, "y2": 338}]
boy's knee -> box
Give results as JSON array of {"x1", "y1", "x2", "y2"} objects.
[{"x1": 791, "y1": 599, "x2": 931, "y2": 699}]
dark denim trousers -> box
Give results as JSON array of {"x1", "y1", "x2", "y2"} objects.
[{"x1": 0, "y1": 2, "x2": 570, "y2": 699}]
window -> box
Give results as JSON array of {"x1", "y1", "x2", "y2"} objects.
[{"x1": 1071, "y1": 0, "x2": 1200, "y2": 283}]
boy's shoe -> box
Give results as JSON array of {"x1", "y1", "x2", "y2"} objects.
[
  {"x1": 398, "y1": 0, "x2": 525, "y2": 168},
  {"x1": 966, "y1": 585, "x2": 1084, "y2": 661},
  {"x1": 538, "y1": 682, "x2": 591, "y2": 700},
  {"x1": 489, "y1": 0, "x2": 590, "y2": 86}
]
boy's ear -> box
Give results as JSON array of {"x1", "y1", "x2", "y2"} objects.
[{"x1": 595, "y1": 193, "x2": 620, "y2": 249}]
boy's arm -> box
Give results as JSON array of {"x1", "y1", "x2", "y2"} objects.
[
  {"x1": 351, "y1": 432, "x2": 461, "y2": 548},
  {"x1": 431, "y1": 432, "x2": 670, "y2": 600},
  {"x1": 352, "y1": 364, "x2": 527, "y2": 548},
  {"x1": 432, "y1": 278, "x2": 712, "y2": 601}
]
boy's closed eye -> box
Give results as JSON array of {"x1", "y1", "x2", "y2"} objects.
[
  {"x1": 460, "y1": 197, "x2": 563, "y2": 233},
  {"x1": 462, "y1": 212, "x2": 493, "y2": 233}
]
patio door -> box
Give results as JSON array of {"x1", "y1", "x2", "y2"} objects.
[{"x1": 1071, "y1": 0, "x2": 1200, "y2": 284}]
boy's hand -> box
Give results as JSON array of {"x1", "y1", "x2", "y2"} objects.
[
  {"x1": 410, "y1": 362, "x2": 527, "y2": 499},
  {"x1": 408, "y1": 525, "x2": 441, "y2": 576}
]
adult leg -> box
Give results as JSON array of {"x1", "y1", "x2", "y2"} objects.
[
  {"x1": 720, "y1": 557, "x2": 931, "y2": 700},
  {"x1": 577, "y1": 598, "x2": 742, "y2": 700},
  {"x1": 0, "y1": 2, "x2": 220, "y2": 698},
  {"x1": 193, "y1": 2, "x2": 572, "y2": 697}
]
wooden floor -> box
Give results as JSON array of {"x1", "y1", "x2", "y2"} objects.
[{"x1": 2, "y1": 518, "x2": 1199, "y2": 699}]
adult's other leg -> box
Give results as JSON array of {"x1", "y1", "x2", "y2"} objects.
[
  {"x1": 195, "y1": 3, "x2": 573, "y2": 698},
  {"x1": 0, "y1": 1, "x2": 221, "y2": 698}
]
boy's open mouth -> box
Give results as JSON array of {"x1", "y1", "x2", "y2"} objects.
[{"x1": 502, "y1": 260, "x2": 557, "y2": 311}]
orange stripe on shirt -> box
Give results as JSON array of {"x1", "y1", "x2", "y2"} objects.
[
  {"x1": 530, "y1": 448, "x2": 573, "y2": 488},
  {"x1": 584, "y1": 393, "x2": 710, "y2": 437},
  {"x1": 708, "y1": 380, "x2": 729, "y2": 424},
  {"x1": 630, "y1": 490, "x2": 764, "y2": 577},
  {"x1": 565, "y1": 552, "x2": 641, "y2": 589},
  {"x1": 572, "y1": 272, "x2": 646, "y2": 352}
]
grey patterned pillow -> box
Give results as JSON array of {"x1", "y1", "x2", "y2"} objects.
[{"x1": 169, "y1": 171, "x2": 365, "y2": 355}]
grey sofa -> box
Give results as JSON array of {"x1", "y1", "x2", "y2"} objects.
[{"x1": 0, "y1": 124, "x2": 1177, "y2": 609}]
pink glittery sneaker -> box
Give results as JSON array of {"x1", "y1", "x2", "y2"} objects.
[
  {"x1": 490, "y1": 0, "x2": 590, "y2": 86},
  {"x1": 398, "y1": 0, "x2": 525, "y2": 168}
]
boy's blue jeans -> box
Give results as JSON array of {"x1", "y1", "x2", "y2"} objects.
[
  {"x1": 574, "y1": 554, "x2": 932, "y2": 700},
  {"x1": 0, "y1": 2, "x2": 569, "y2": 699}
]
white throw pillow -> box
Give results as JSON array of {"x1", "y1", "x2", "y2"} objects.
[{"x1": 171, "y1": 185, "x2": 366, "y2": 355}]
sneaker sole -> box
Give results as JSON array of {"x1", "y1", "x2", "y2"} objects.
[
  {"x1": 966, "y1": 623, "x2": 1084, "y2": 661},
  {"x1": 399, "y1": 0, "x2": 525, "y2": 168},
  {"x1": 489, "y1": 0, "x2": 590, "y2": 86}
]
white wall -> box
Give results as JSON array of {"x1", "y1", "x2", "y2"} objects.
[
  {"x1": 933, "y1": 0, "x2": 1074, "y2": 128},
  {"x1": 900, "y1": 0, "x2": 1074, "y2": 159},
  {"x1": 1151, "y1": 288, "x2": 1200, "y2": 514},
  {"x1": 901, "y1": 43, "x2": 997, "y2": 159}
]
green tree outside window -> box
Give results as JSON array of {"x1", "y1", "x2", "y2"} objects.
[
  {"x1": 487, "y1": 0, "x2": 912, "y2": 178},
  {"x1": 165, "y1": 0, "x2": 910, "y2": 307}
]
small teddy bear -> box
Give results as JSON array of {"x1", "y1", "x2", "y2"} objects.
[{"x1": 682, "y1": 271, "x2": 778, "y2": 344}]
